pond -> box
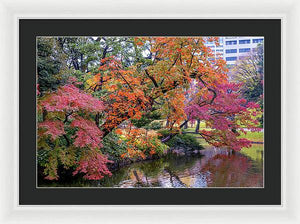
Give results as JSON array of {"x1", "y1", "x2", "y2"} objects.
[{"x1": 39, "y1": 144, "x2": 263, "y2": 188}]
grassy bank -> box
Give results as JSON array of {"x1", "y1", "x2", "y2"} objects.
[
  {"x1": 184, "y1": 131, "x2": 263, "y2": 145},
  {"x1": 185, "y1": 130, "x2": 264, "y2": 162},
  {"x1": 239, "y1": 131, "x2": 264, "y2": 142},
  {"x1": 240, "y1": 144, "x2": 264, "y2": 161}
]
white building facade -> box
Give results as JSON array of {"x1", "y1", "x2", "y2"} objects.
[
  {"x1": 205, "y1": 36, "x2": 264, "y2": 65},
  {"x1": 223, "y1": 36, "x2": 263, "y2": 65}
]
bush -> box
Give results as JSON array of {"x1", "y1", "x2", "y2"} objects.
[
  {"x1": 163, "y1": 133, "x2": 203, "y2": 151},
  {"x1": 145, "y1": 121, "x2": 163, "y2": 130},
  {"x1": 101, "y1": 132, "x2": 128, "y2": 162},
  {"x1": 157, "y1": 129, "x2": 171, "y2": 138},
  {"x1": 136, "y1": 137, "x2": 169, "y2": 157}
]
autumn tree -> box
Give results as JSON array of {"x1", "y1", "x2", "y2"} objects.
[
  {"x1": 185, "y1": 82, "x2": 261, "y2": 151},
  {"x1": 37, "y1": 78, "x2": 111, "y2": 180},
  {"x1": 86, "y1": 37, "x2": 260, "y2": 151},
  {"x1": 88, "y1": 38, "x2": 219, "y2": 133}
]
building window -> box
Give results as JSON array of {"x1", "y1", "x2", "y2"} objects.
[
  {"x1": 225, "y1": 40, "x2": 237, "y2": 45},
  {"x1": 226, "y1": 57, "x2": 237, "y2": 61},
  {"x1": 253, "y1": 38, "x2": 264, "y2": 43},
  {"x1": 225, "y1": 49, "x2": 237, "y2": 54},
  {"x1": 239, "y1": 48, "x2": 251, "y2": 53},
  {"x1": 239, "y1": 39, "x2": 250, "y2": 44}
]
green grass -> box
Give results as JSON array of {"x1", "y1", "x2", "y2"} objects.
[
  {"x1": 240, "y1": 143, "x2": 264, "y2": 161},
  {"x1": 239, "y1": 131, "x2": 264, "y2": 142},
  {"x1": 184, "y1": 133, "x2": 210, "y2": 147},
  {"x1": 185, "y1": 131, "x2": 263, "y2": 149},
  {"x1": 183, "y1": 127, "x2": 264, "y2": 162},
  {"x1": 183, "y1": 121, "x2": 208, "y2": 132},
  {"x1": 185, "y1": 128, "x2": 212, "y2": 133},
  {"x1": 239, "y1": 131, "x2": 264, "y2": 161}
]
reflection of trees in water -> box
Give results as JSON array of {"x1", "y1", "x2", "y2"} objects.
[
  {"x1": 98, "y1": 150, "x2": 263, "y2": 188},
  {"x1": 121, "y1": 156, "x2": 202, "y2": 187},
  {"x1": 201, "y1": 153, "x2": 263, "y2": 187},
  {"x1": 164, "y1": 155, "x2": 201, "y2": 173},
  {"x1": 98, "y1": 168, "x2": 129, "y2": 187},
  {"x1": 138, "y1": 159, "x2": 165, "y2": 177},
  {"x1": 164, "y1": 167, "x2": 187, "y2": 188}
]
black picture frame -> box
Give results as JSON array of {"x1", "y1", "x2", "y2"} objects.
[{"x1": 19, "y1": 19, "x2": 281, "y2": 205}]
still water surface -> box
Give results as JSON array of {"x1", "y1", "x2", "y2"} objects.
[{"x1": 40, "y1": 144, "x2": 263, "y2": 188}]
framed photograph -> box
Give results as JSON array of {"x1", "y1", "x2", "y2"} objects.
[
  {"x1": 19, "y1": 19, "x2": 281, "y2": 205},
  {"x1": 5, "y1": 0, "x2": 300, "y2": 222}
]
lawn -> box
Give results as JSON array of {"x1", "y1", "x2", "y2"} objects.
[
  {"x1": 184, "y1": 133, "x2": 210, "y2": 147},
  {"x1": 188, "y1": 130, "x2": 264, "y2": 162},
  {"x1": 184, "y1": 122, "x2": 263, "y2": 143},
  {"x1": 240, "y1": 143, "x2": 264, "y2": 161},
  {"x1": 184, "y1": 131, "x2": 264, "y2": 149},
  {"x1": 239, "y1": 131, "x2": 264, "y2": 142}
]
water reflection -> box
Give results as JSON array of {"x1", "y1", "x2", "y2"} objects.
[
  {"x1": 39, "y1": 144, "x2": 263, "y2": 188},
  {"x1": 97, "y1": 144, "x2": 263, "y2": 188}
]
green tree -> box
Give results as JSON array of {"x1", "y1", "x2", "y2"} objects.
[
  {"x1": 37, "y1": 37, "x2": 68, "y2": 93},
  {"x1": 230, "y1": 44, "x2": 264, "y2": 106}
]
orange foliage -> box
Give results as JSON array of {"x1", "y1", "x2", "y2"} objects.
[
  {"x1": 85, "y1": 37, "x2": 230, "y2": 158},
  {"x1": 119, "y1": 126, "x2": 162, "y2": 159}
]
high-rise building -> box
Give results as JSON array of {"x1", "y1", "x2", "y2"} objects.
[
  {"x1": 205, "y1": 37, "x2": 264, "y2": 65},
  {"x1": 223, "y1": 36, "x2": 263, "y2": 65}
]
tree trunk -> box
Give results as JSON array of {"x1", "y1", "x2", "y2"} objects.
[
  {"x1": 161, "y1": 119, "x2": 189, "y2": 143},
  {"x1": 184, "y1": 121, "x2": 188, "y2": 129},
  {"x1": 195, "y1": 119, "x2": 200, "y2": 133},
  {"x1": 166, "y1": 119, "x2": 169, "y2": 128}
]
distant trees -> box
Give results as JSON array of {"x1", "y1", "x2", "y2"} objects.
[
  {"x1": 37, "y1": 37, "x2": 141, "y2": 94},
  {"x1": 37, "y1": 37, "x2": 67, "y2": 93},
  {"x1": 230, "y1": 44, "x2": 264, "y2": 106}
]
